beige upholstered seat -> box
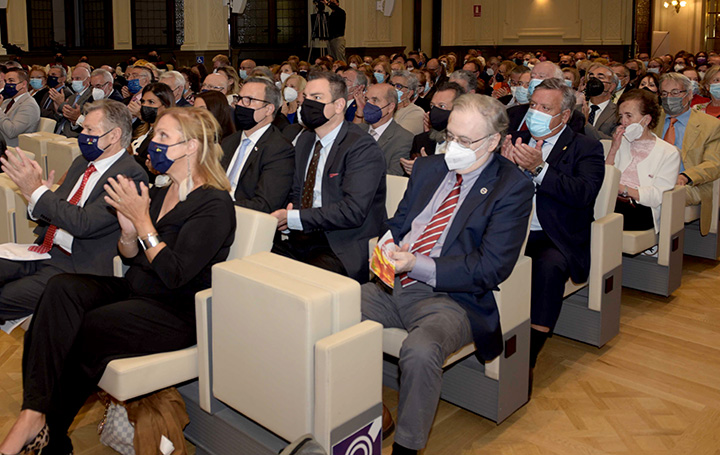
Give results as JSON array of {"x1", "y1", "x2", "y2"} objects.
[{"x1": 37, "y1": 118, "x2": 57, "y2": 133}]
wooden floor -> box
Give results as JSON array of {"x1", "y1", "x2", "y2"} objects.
[{"x1": 1, "y1": 255, "x2": 720, "y2": 455}]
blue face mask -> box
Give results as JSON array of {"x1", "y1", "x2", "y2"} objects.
[
  {"x1": 3, "y1": 83, "x2": 18, "y2": 98},
  {"x1": 239, "y1": 69, "x2": 247, "y2": 80},
  {"x1": 616, "y1": 79, "x2": 623, "y2": 91},
  {"x1": 363, "y1": 102, "x2": 390, "y2": 124},
  {"x1": 528, "y1": 78, "x2": 543, "y2": 96},
  {"x1": 565, "y1": 79, "x2": 574, "y2": 88},
  {"x1": 710, "y1": 83, "x2": 720, "y2": 99},
  {"x1": 647, "y1": 67, "x2": 660, "y2": 74},
  {"x1": 424, "y1": 82, "x2": 430, "y2": 94},
  {"x1": 690, "y1": 80, "x2": 700, "y2": 95},
  {"x1": 78, "y1": 129, "x2": 114, "y2": 161},
  {"x1": 396, "y1": 88, "x2": 403, "y2": 104},
  {"x1": 71, "y1": 80, "x2": 85, "y2": 93},
  {"x1": 525, "y1": 108, "x2": 562, "y2": 137},
  {"x1": 511, "y1": 86, "x2": 529, "y2": 104},
  {"x1": 148, "y1": 140, "x2": 187, "y2": 174},
  {"x1": 29, "y1": 78, "x2": 44, "y2": 90},
  {"x1": 374, "y1": 72, "x2": 385, "y2": 83},
  {"x1": 127, "y1": 78, "x2": 142, "y2": 94}
]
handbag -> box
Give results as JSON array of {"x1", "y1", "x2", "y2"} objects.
[{"x1": 98, "y1": 396, "x2": 136, "y2": 455}]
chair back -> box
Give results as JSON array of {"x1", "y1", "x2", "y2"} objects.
[
  {"x1": 227, "y1": 206, "x2": 278, "y2": 260},
  {"x1": 46, "y1": 139, "x2": 80, "y2": 179},
  {"x1": 38, "y1": 118, "x2": 57, "y2": 133},
  {"x1": 595, "y1": 165, "x2": 620, "y2": 220},
  {"x1": 386, "y1": 175, "x2": 408, "y2": 218}
]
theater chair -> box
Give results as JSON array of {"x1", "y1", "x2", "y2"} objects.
[
  {"x1": 683, "y1": 180, "x2": 720, "y2": 260},
  {"x1": 18, "y1": 132, "x2": 66, "y2": 180},
  {"x1": 177, "y1": 253, "x2": 382, "y2": 454},
  {"x1": 620, "y1": 186, "x2": 685, "y2": 296},
  {"x1": 386, "y1": 174, "x2": 408, "y2": 217},
  {"x1": 37, "y1": 118, "x2": 57, "y2": 133},
  {"x1": 45, "y1": 138, "x2": 80, "y2": 180},
  {"x1": 97, "y1": 206, "x2": 277, "y2": 402},
  {"x1": 0, "y1": 161, "x2": 44, "y2": 245},
  {"x1": 554, "y1": 165, "x2": 623, "y2": 348}
]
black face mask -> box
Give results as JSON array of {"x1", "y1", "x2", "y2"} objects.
[
  {"x1": 300, "y1": 99, "x2": 332, "y2": 129},
  {"x1": 628, "y1": 69, "x2": 637, "y2": 81},
  {"x1": 234, "y1": 105, "x2": 260, "y2": 131},
  {"x1": 513, "y1": 58, "x2": 523, "y2": 66},
  {"x1": 584, "y1": 77, "x2": 606, "y2": 98},
  {"x1": 579, "y1": 69, "x2": 586, "y2": 78},
  {"x1": 298, "y1": 70, "x2": 308, "y2": 79},
  {"x1": 140, "y1": 106, "x2": 158, "y2": 124},
  {"x1": 559, "y1": 63, "x2": 570, "y2": 69},
  {"x1": 429, "y1": 106, "x2": 451, "y2": 131},
  {"x1": 495, "y1": 73, "x2": 505, "y2": 83},
  {"x1": 47, "y1": 76, "x2": 60, "y2": 88}
]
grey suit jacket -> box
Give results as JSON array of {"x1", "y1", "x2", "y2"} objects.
[
  {"x1": 583, "y1": 100, "x2": 618, "y2": 140},
  {"x1": 31, "y1": 151, "x2": 148, "y2": 275},
  {"x1": 55, "y1": 88, "x2": 93, "y2": 138},
  {"x1": 39, "y1": 85, "x2": 74, "y2": 121},
  {"x1": 360, "y1": 120, "x2": 414, "y2": 176},
  {"x1": 0, "y1": 94, "x2": 41, "y2": 147}
]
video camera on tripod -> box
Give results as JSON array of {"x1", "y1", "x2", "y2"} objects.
[{"x1": 311, "y1": 0, "x2": 330, "y2": 41}]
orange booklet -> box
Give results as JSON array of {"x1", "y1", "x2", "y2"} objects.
[{"x1": 370, "y1": 231, "x2": 397, "y2": 288}]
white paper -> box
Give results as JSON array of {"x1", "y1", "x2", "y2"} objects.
[
  {"x1": 0, "y1": 243, "x2": 51, "y2": 261},
  {"x1": 0, "y1": 316, "x2": 30, "y2": 334},
  {"x1": 159, "y1": 435, "x2": 175, "y2": 455}
]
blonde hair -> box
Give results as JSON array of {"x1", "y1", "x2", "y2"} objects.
[{"x1": 157, "y1": 107, "x2": 231, "y2": 192}]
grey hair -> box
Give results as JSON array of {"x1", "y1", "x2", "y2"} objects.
[
  {"x1": 244, "y1": 76, "x2": 282, "y2": 113},
  {"x1": 344, "y1": 67, "x2": 368, "y2": 89},
  {"x1": 452, "y1": 93, "x2": 508, "y2": 151},
  {"x1": 535, "y1": 78, "x2": 576, "y2": 112},
  {"x1": 589, "y1": 63, "x2": 619, "y2": 94},
  {"x1": 449, "y1": 70, "x2": 478, "y2": 93},
  {"x1": 49, "y1": 65, "x2": 67, "y2": 78},
  {"x1": 660, "y1": 72, "x2": 693, "y2": 93},
  {"x1": 83, "y1": 99, "x2": 133, "y2": 149},
  {"x1": 73, "y1": 65, "x2": 91, "y2": 79},
  {"x1": 159, "y1": 70, "x2": 186, "y2": 91},
  {"x1": 4, "y1": 61, "x2": 22, "y2": 69},
  {"x1": 391, "y1": 69, "x2": 419, "y2": 93},
  {"x1": 251, "y1": 66, "x2": 274, "y2": 80},
  {"x1": 90, "y1": 68, "x2": 113, "y2": 84}
]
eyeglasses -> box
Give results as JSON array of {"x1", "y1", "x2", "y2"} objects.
[
  {"x1": 660, "y1": 89, "x2": 687, "y2": 97},
  {"x1": 237, "y1": 95, "x2": 270, "y2": 107},
  {"x1": 509, "y1": 79, "x2": 529, "y2": 88},
  {"x1": 445, "y1": 131, "x2": 490, "y2": 149},
  {"x1": 91, "y1": 81, "x2": 110, "y2": 90},
  {"x1": 202, "y1": 84, "x2": 227, "y2": 92},
  {"x1": 392, "y1": 83, "x2": 409, "y2": 91}
]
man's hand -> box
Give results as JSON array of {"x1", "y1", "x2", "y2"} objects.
[
  {"x1": 512, "y1": 139, "x2": 544, "y2": 172},
  {"x1": 500, "y1": 134, "x2": 515, "y2": 163},
  {"x1": 271, "y1": 202, "x2": 293, "y2": 231},
  {"x1": 121, "y1": 86, "x2": 131, "y2": 99},
  {"x1": 492, "y1": 86, "x2": 510, "y2": 99},
  {"x1": 48, "y1": 88, "x2": 65, "y2": 110},
  {"x1": 677, "y1": 173, "x2": 689, "y2": 186},
  {"x1": 128, "y1": 99, "x2": 142, "y2": 118},
  {"x1": 390, "y1": 244, "x2": 416, "y2": 273},
  {"x1": 581, "y1": 101, "x2": 590, "y2": 123},
  {"x1": 62, "y1": 103, "x2": 81, "y2": 123},
  {"x1": 0, "y1": 147, "x2": 50, "y2": 200},
  {"x1": 423, "y1": 110, "x2": 430, "y2": 132},
  {"x1": 400, "y1": 147, "x2": 427, "y2": 175}
]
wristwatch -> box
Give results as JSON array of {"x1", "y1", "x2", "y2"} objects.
[
  {"x1": 621, "y1": 186, "x2": 629, "y2": 198},
  {"x1": 530, "y1": 163, "x2": 545, "y2": 177},
  {"x1": 138, "y1": 232, "x2": 160, "y2": 250}
]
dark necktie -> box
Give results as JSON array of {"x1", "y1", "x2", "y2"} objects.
[
  {"x1": 301, "y1": 140, "x2": 323, "y2": 209},
  {"x1": 588, "y1": 104, "x2": 600, "y2": 126},
  {"x1": 29, "y1": 164, "x2": 97, "y2": 254},
  {"x1": 400, "y1": 173, "x2": 463, "y2": 287},
  {"x1": 4, "y1": 99, "x2": 15, "y2": 114}
]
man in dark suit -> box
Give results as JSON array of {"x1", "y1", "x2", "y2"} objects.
[
  {"x1": 221, "y1": 77, "x2": 295, "y2": 213},
  {"x1": 422, "y1": 58, "x2": 448, "y2": 101},
  {"x1": 87, "y1": 69, "x2": 123, "y2": 104},
  {"x1": 582, "y1": 63, "x2": 619, "y2": 140},
  {"x1": 507, "y1": 61, "x2": 585, "y2": 134},
  {"x1": 270, "y1": 71, "x2": 386, "y2": 283},
  {"x1": 358, "y1": 83, "x2": 414, "y2": 175},
  {"x1": 0, "y1": 100, "x2": 148, "y2": 322},
  {"x1": 363, "y1": 93, "x2": 534, "y2": 455},
  {"x1": 55, "y1": 66, "x2": 92, "y2": 137},
  {"x1": 159, "y1": 70, "x2": 192, "y2": 107},
  {"x1": 39, "y1": 65, "x2": 73, "y2": 121},
  {"x1": 502, "y1": 78, "x2": 604, "y2": 375},
  {"x1": 340, "y1": 67, "x2": 367, "y2": 122}
]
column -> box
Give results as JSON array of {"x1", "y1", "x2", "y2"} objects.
[
  {"x1": 113, "y1": 0, "x2": 132, "y2": 49},
  {"x1": 182, "y1": 0, "x2": 229, "y2": 51}
]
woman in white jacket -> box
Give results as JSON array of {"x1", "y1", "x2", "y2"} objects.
[{"x1": 606, "y1": 89, "x2": 681, "y2": 232}]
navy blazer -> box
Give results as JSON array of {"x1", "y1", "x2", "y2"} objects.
[
  {"x1": 291, "y1": 121, "x2": 387, "y2": 282},
  {"x1": 386, "y1": 154, "x2": 534, "y2": 361},
  {"x1": 510, "y1": 127, "x2": 605, "y2": 283},
  {"x1": 507, "y1": 103, "x2": 585, "y2": 135}
]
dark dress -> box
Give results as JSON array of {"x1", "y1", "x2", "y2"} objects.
[{"x1": 21, "y1": 185, "x2": 236, "y2": 455}]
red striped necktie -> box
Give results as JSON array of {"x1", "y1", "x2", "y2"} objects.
[
  {"x1": 399, "y1": 173, "x2": 463, "y2": 287},
  {"x1": 29, "y1": 164, "x2": 97, "y2": 254}
]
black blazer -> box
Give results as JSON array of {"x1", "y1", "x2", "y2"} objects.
[
  {"x1": 507, "y1": 103, "x2": 586, "y2": 135},
  {"x1": 510, "y1": 127, "x2": 605, "y2": 283},
  {"x1": 221, "y1": 124, "x2": 295, "y2": 213},
  {"x1": 39, "y1": 86, "x2": 73, "y2": 121},
  {"x1": 410, "y1": 131, "x2": 440, "y2": 158},
  {"x1": 176, "y1": 97, "x2": 191, "y2": 107},
  {"x1": 290, "y1": 121, "x2": 387, "y2": 282},
  {"x1": 31, "y1": 152, "x2": 148, "y2": 276}
]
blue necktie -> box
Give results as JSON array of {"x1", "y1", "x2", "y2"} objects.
[{"x1": 228, "y1": 138, "x2": 252, "y2": 188}]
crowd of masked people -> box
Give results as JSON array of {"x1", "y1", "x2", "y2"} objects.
[{"x1": 0, "y1": 45, "x2": 718, "y2": 455}]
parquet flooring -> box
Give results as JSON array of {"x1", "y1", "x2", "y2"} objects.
[{"x1": 1, "y1": 256, "x2": 719, "y2": 455}]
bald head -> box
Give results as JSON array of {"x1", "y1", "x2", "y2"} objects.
[{"x1": 530, "y1": 61, "x2": 563, "y2": 80}]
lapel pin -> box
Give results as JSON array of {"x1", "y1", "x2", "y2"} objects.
[
  {"x1": 562, "y1": 146, "x2": 568, "y2": 151},
  {"x1": 480, "y1": 187, "x2": 488, "y2": 195}
]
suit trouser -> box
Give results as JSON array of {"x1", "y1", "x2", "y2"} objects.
[
  {"x1": 272, "y1": 231, "x2": 348, "y2": 276},
  {"x1": 525, "y1": 230, "x2": 571, "y2": 331},
  {"x1": 21, "y1": 273, "x2": 196, "y2": 455},
  {"x1": 0, "y1": 246, "x2": 75, "y2": 322},
  {"x1": 361, "y1": 278, "x2": 472, "y2": 450},
  {"x1": 328, "y1": 36, "x2": 346, "y2": 62}
]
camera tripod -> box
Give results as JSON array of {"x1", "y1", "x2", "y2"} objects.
[{"x1": 308, "y1": 3, "x2": 329, "y2": 62}]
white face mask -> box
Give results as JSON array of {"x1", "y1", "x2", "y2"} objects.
[
  {"x1": 91, "y1": 87, "x2": 106, "y2": 101},
  {"x1": 280, "y1": 72, "x2": 291, "y2": 84},
  {"x1": 623, "y1": 122, "x2": 645, "y2": 142},
  {"x1": 283, "y1": 86, "x2": 298, "y2": 103},
  {"x1": 444, "y1": 137, "x2": 489, "y2": 170}
]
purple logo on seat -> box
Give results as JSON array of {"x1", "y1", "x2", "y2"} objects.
[{"x1": 332, "y1": 416, "x2": 382, "y2": 455}]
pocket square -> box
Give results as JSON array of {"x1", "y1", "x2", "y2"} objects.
[{"x1": 329, "y1": 173, "x2": 339, "y2": 178}]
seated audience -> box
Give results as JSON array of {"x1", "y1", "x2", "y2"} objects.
[
  {"x1": 55, "y1": 66, "x2": 92, "y2": 137},
  {"x1": 0, "y1": 68, "x2": 40, "y2": 147},
  {"x1": 28, "y1": 66, "x2": 48, "y2": 105},
  {"x1": 363, "y1": 93, "x2": 534, "y2": 455},
  {"x1": 178, "y1": 67, "x2": 200, "y2": 103},
  {"x1": 390, "y1": 70, "x2": 425, "y2": 135},
  {"x1": 610, "y1": 62, "x2": 632, "y2": 103},
  {"x1": 238, "y1": 59, "x2": 256, "y2": 80},
  {"x1": 340, "y1": 67, "x2": 368, "y2": 121},
  {"x1": 639, "y1": 72, "x2": 660, "y2": 98},
  {"x1": 411, "y1": 69, "x2": 432, "y2": 111},
  {"x1": 507, "y1": 65, "x2": 532, "y2": 107},
  {"x1": 216, "y1": 66, "x2": 242, "y2": 100},
  {"x1": 131, "y1": 82, "x2": 176, "y2": 183},
  {"x1": 88, "y1": 68, "x2": 123, "y2": 102},
  {"x1": 583, "y1": 63, "x2": 619, "y2": 140},
  {"x1": 501, "y1": 78, "x2": 604, "y2": 384},
  {"x1": 38, "y1": 65, "x2": 73, "y2": 120},
  {"x1": 372, "y1": 59, "x2": 392, "y2": 84},
  {"x1": 159, "y1": 70, "x2": 192, "y2": 107},
  {"x1": 655, "y1": 73, "x2": 720, "y2": 235},
  {"x1": 359, "y1": 83, "x2": 414, "y2": 176},
  {"x1": 212, "y1": 53, "x2": 230, "y2": 70},
  {"x1": 680, "y1": 67, "x2": 710, "y2": 106},
  {"x1": 122, "y1": 64, "x2": 153, "y2": 104},
  {"x1": 606, "y1": 89, "x2": 682, "y2": 231},
  {"x1": 0, "y1": 100, "x2": 147, "y2": 322},
  {"x1": 696, "y1": 65, "x2": 720, "y2": 119},
  {"x1": 193, "y1": 90, "x2": 236, "y2": 141},
  {"x1": 221, "y1": 76, "x2": 295, "y2": 213},
  {"x1": 270, "y1": 71, "x2": 386, "y2": 283},
  {"x1": 279, "y1": 74, "x2": 306, "y2": 125},
  {"x1": 0, "y1": 107, "x2": 235, "y2": 455},
  {"x1": 448, "y1": 69, "x2": 479, "y2": 95}
]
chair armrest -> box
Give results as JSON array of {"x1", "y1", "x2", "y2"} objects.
[
  {"x1": 195, "y1": 288, "x2": 213, "y2": 413},
  {"x1": 493, "y1": 256, "x2": 531, "y2": 333},
  {"x1": 112, "y1": 255, "x2": 126, "y2": 278},
  {"x1": 314, "y1": 320, "x2": 383, "y2": 453},
  {"x1": 658, "y1": 186, "x2": 686, "y2": 267},
  {"x1": 588, "y1": 213, "x2": 623, "y2": 312}
]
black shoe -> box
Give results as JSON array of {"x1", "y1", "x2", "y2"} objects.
[
  {"x1": 391, "y1": 442, "x2": 418, "y2": 455},
  {"x1": 528, "y1": 367, "x2": 534, "y2": 398}
]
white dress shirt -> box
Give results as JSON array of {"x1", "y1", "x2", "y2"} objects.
[
  {"x1": 368, "y1": 118, "x2": 393, "y2": 141},
  {"x1": 28, "y1": 149, "x2": 126, "y2": 252},
  {"x1": 226, "y1": 123, "x2": 272, "y2": 195},
  {"x1": 529, "y1": 126, "x2": 567, "y2": 231},
  {"x1": 589, "y1": 99, "x2": 611, "y2": 127}
]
